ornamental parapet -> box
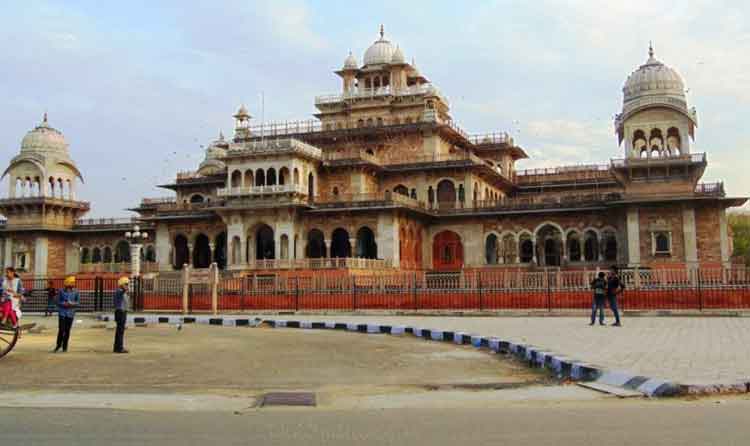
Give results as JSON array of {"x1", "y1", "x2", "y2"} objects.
[
  {"x1": 227, "y1": 137, "x2": 322, "y2": 161},
  {"x1": 232, "y1": 258, "x2": 393, "y2": 271},
  {"x1": 611, "y1": 152, "x2": 706, "y2": 168},
  {"x1": 217, "y1": 184, "x2": 308, "y2": 197},
  {"x1": 314, "y1": 83, "x2": 449, "y2": 107}
]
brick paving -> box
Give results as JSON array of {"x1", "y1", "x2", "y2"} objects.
[{"x1": 257, "y1": 315, "x2": 750, "y2": 386}]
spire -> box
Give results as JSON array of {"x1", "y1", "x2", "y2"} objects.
[
  {"x1": 379, "y1": 24, "x2": 384, "y2": 39},
  {"x1": 43, "y1": 111, "x2": 48, "y2": 124},
  {"x1": 648, "y1": 41, "x2": 654, "y2": 58},
  {"x1": 218, "y1": 130, "x2": 225, "y2": 141}
]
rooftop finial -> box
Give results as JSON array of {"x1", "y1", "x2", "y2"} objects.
[
  {"x1": 43, "y1": 111, "x2": 48, "y2": 124},
  {"x1": 648, "y1": 41, "x2": 654, "y2": 58},
  {"x1": 219, "y1": 130, "x2": 225, "y2": 141},
  {"x1": 379, "y1": 24, "x2": 384, "y2": 39}
]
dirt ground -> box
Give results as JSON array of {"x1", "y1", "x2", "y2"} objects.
[{"x1": 3, "y1": 317, "x2": 547, "y2": 398}]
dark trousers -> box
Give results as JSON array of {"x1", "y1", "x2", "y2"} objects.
[
  {"x1": 590, "y1": 295, "x2": 605, "y2": 324},
  {"x1": 114, "y1": 309, "x2": 127, "y2": 352},
  {"x1": 608, "y1": 294, "x2": 621, "y2": 324},
  {"x1": 56, "y1": 316, "x2": 74, "y2": 351}
]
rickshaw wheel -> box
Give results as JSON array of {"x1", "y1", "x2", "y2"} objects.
[{"x1": 0, "y1": 325, "x2": 19, "y2": 359}]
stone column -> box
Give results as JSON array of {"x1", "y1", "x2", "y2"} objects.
[
  {"x1": 324, "y1": 240, "x2": 330, "y2": 258},
  {"x1": 377, "y1": 214, "x2": 399, "y2": 268},
  {"x1": 155, "y1": 225, "x2": 171, "y2": 271},
  {"x1": 626, "y1": 207, "x2": 641, "y2": 266},
  {"x1": 349, "y1": 238, "x2": 357, "y2": 258},
  {"x1": 719, "y1": 208, "x2": 731, "y2": 267},
  {"x1": 531, "y1": 237, "x2": 538, "y2": 265},
  {"x1": 186, "y1": 244, "x2": 193, "y2": 269},
  {"x1": 209, "y1": 243, "x2": 216, "y2": 263},
  {"x1": 682, "y1": 206, "x2": 698, "y2": 266},
  {"x1": 3, "y1": 237, "x2": 13, "y2": 269},
  {"x1": 130, "y1": 243, "x2": 142, "y2": 277},
  {"x1": 34, "y1": 236, "x2": 48, "y2": 277}
]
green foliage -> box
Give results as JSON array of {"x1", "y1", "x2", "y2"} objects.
[{"x1": 729, "y1": 213, "x2": 750, "y2": 265}]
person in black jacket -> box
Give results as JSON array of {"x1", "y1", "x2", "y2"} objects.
[
  {"x1": 607, "y1": 266, "x2": 625, "y2": 326},
  {"x1": 589, "y1": 272, "x2": 607, "y2": 326},
  {"x1": 113, "y1": 277, "x2": 130, "y2": 354}
]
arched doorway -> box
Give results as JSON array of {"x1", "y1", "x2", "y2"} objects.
[
  {"x1": 432, "y1": 230, "x2": 463, "y2": 270},
  {"x1": 193, "y1": 234, "x2": 211, "y2": 268},
  {"x1": 355, "y1": 226, "x2": 377, "y2": 259},
  {"x1": 144, "y1": 245, "x2": 156, "y2": 262},
  {"x1": 231, "y1": 236, "x2": 241, "y2": 265},
  {"x1": 267, "y1": 168, "x2": 277, "y2": 186},
  {"x1": 103, "y1": 246, "x2": 113, "y2": 263},
  {"x1": 255, "y1": 169, "x2": 265, "y2": 186},
  {"x1": 114, "y1": 241, "x2": 130, "y2": 263},
  {"x1": 584, "y1": 230, "x2": 599, "y2": 262},
  {"x1": 256, "y1": 225, "x2": 275, "y2": 260},
  {"x1": 306, "y1": 229, "x2": 326, "y2": 258},
  {"x1": 603, "y1": 231, "x2": 618, "y2": 262},
  {"x1": 536, "y1": 224, "x2": 562, "y2": 266},
  {"x1": 394, "y1": 184, "x2": 409, "y2": 196},
  {"x1": 567, "y1": 233, "x2": 582, "y2": 262},
  {"x1": 174, "y1": 235, "x2": 188, "y2": 269},
  {"x1": 519, "y1": 234, "x2": 534, "y2": 263},
  {"x1": 485, "y1": 234, "x2": 499, "y2": 265},
  {"x1": 214, "y1": 232, "x2": 227, "y2": 269},
  {"x1": 330, "y1": 228, "x2": 351, "y2": 258},
  {"x1": 436, "y1": 180, "x2": 456, "y2": 209}
]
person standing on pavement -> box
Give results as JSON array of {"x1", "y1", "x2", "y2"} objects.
[
  {"x1": 113, "y1": 277, "x2": 130, "y2": 354},
  {"x1": 54, "y1": 276, "x2": 80, "y2": 353},
  {"x1": 589, "y1": 271, "x2": 607, "y2": 326},
  {"x1": 45, "y1": 280, "x2": 57, "y2": 317},
  {"x1": 607, "y1": 266, "x2": 625, "y2": 326}
]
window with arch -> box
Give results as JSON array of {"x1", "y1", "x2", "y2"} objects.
[
  {"x1": 103, "y1": 246, "x2": 113, "y2": 263},
  {"x1": 410, "y1": 188, "x2": 417, "y2": 199},
  {"x1": 632, "y1": 129, "x2": 647, "y2": 157},
  {"x1": 255, "y1": 169, "x2": 265, "y2": 186},
  {"x1": 366, "y1": 118, "x2": 373, "y2": 127},
  {"x1": 485, "y1": 234, "x2": 499, "y2": 265},
  {"x1": 231, "y1": 170, "x2": 242, "y2": 188},
  {"x1": 190, "y1": 194, "x2": 205, "y2": 204},
  {"x1": 267, "y1": 168, "x2": 277, "y2": 186},
  {"x1": 394, "y1": 184, "x2": 409, "y2": 196},
  {"x1": 519, "y1": 235, "x2": 534, "y2": 263},
  {"x1": 279, "y1": 167, "x2": 289, "y2": 186},
  {"x1": 244, "y1": 170, "x2": 254, "y2": 187},
  {"x1": 567, "y1": 233, "x2": 582, "y2": 262},
  {"x1": 80, "y1": 247, "x2": 91, "y2": 264},
  {"x1": 583, "y1": 231, "x2": 599, "y2": 262},
  {"x1": 667, "y1": 127, "x2": 681, "y2": 156},
  {"x1": 654, "y1": 232, "x2": 671, "y2": 255},
  {"x1": 357, "y1": 119, "x2": 364, "y2": 128},
  {"x1": 92, "y1": 247, "x2": 102, "y2": 263},
  {"x1": 332, "y1": 186, "x2": 339, "y2": 197}
]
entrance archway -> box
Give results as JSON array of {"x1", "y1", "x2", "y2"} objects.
[
  {"x1": 432, "y1": 230, "x2": 463, "y2": 270},
  {"x1": 114, "y1": 240, "x2": 130, "y2": 263},
  {"x1": 536, "y1": 224, "x2": 562, "y2": 266},
  {"x1": 174, "y1": 235, "x2": 188, "y2": 269},
  {"x1": 193, "y1": 234, "x2": 211, "y2": 268},
  {"x1": 214, "y1": 232, "x2": 227, "y2": 269},
  {"x1": 485, "y1": 234, "x2": 499, "y2": 265},
  {"x1": 330, "y1": 228, "x2": 351, "y2": 258},
  {"x1": 306, "y1": 229, "x2": 326, "y2": 258},
  {"x1": 256, "y1": 225, "x2": 275, "y2": 260},
  {"x1": 355, "y1": 226, "x2": 377, "y2": 259}
]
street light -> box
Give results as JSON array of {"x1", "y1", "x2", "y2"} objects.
[{"x1": 125, "y1": 225, "x2": 148, "y2": 277}]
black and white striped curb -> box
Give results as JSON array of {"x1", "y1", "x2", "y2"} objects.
[{"x1": 99, "y1": 314, "x2": 726, "y2": 397}]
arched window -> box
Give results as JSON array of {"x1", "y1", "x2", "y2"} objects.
[
  {"x1": 436, "y1": 180, "x2": 456, "y2": 208},
  {"x1": 190, "y1": 194, "x2": 205, "y2": 203},
  {"x1": 394, "y1": 184, "x2": 409, "y2": 196},
  {"x1": 231, "y1": 170, "x2": 242, "y2": 188},
  {"x1": 231, "y1": 236, "x2": 241, "y2": 265},
  {"x1": 332, "y1": 186, "x2": 339, "y2": 197},
  {"x1": 279, "y1": 167, "x2": 289, "y2": 186},
  {"x1": 92, "y1": 247, "x2": 102, "y2": 263},
  {"x1": 103, "y1": 246, "x2": 113, "y2": 263},
  {"x1": 366, "y1": 118, "x2": 373, "y2": 127},
  {"x1": 173, "y1": 235, "x2": 189, "y2": 269},
  {"x1": 603, "y1": 231, "x2": 617, "y2": 262},
  {"x1": 410, "y1": 189, "x2": 417, "y2": 199},
  {"x1": 280, "y1": 234, "x2": 289, "y2": 260},
  {"x1": 145, "y1": 245, "x2": 156, "y2": 263},
  {"x1": 458, "y1": 184, "x2": 465, "y2": 204},
  {"x1": 267, "y1": 168, "x2": 277, "y2": 186},
  {"x1": 667, "y1": 127, "x2": 681, "y2": 156},
  {"x1": 519, "y1": 235, "x2": 534, "y2": 263},
  {"x1": 567, "y1": 233, "x2": 581, "y2": 262},
  {"x1": 655, "y1": 232, "x2": 671, "y2": 255},
  {"x1": 583, "y1": 231, "x2": 599, "y2": 262},
  {"x1": 632, "y1": 129, "x2": 647, "y2": 156},
  {"x1": 255, "y1": 169, "x2": 265, "y2": 186},
  {"x1": 501, "y1": 234, "x2": 516, "y2": 264},
  {"x1": 357, "y1": 119, "x2": 364, "y2": 128},
  {"x1": 293, "y1": 168, "x2": 300, "y2": 185},
  {"x1": 649, "y1": 128, "x2": 664, "y2": 154},
  {"x1": 485, "y1": 234, "x2": 499, "y2": 265},
  {"x1": 214, "y1": 232, "x2": 227, "y2": 269},
  {"x1": 244, "y1": 170, "x2": 254, "y2": 187},
  {"x1": 308, "y1": 172, "x2": 315, "y2": 197},
  {"x1": 80, "y1": 247, "x2": 91, "y2": 264}
]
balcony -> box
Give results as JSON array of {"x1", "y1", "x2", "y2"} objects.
[
  {"x1": 611, "y1": 153, "x2": 706, "y2": 168},
  {"x1": 226, "y1": 138, "x2": 322, "y2": 161},
  {"x1": 315, "y1": 84, "x2": 449, "y2": 107},
  {"x1": 312, "y1": 192, "x2": 425, "y2": 212},
  {"x1": 238, "y1": 258, "x2": 393, "y2": 271},
  {"x1": 516, "y1": 164, "x2": 613, "y2": 187},
  {"x1": 431, "y1": 192, "x2": 620, "y2": 215},
  {"x1": 74, "y1": 218, "x2": 152, "y2": 232},
  {"x1": 694, "y1": 182, "x2": 725, "y2": 197},
  {"x1": 217, "y1": 184, "x2": 308, "y2": 197},
  {"x1": 468, "y1": 132, "x2": 514, "y2": 147},
  {"x1": 79, "y1": 262, "x2": 159, "y2": 274},
  {"x1": 323, "y1": 149, "x2": 382, "y2": 167}
]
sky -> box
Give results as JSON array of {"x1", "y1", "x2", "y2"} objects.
[{"x1": 1, "y1": 0, "x2": 749, "y2": 217}]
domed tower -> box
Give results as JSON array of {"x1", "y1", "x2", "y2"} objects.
[
  {"x1": 0, "y1": 114, "x2": 89, "y2": 274},
  {"x1": 616, "y1": 44, "x2": 698, "y2": 159}
]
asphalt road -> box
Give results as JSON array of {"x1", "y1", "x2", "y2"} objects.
[{"x1": 3, "y1": 399, "x2": 749, "y2": 446}]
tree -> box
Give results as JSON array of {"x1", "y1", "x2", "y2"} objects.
[{"x1": 729, "y1": 213, "x2": 750, "y2": 265}]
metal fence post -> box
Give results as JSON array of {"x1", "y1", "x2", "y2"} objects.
[
  {"x1": 413, "y1": 272, "x2": 418, "y2": 311},
  {"x1": 546, "y1": 270, "x2": 552, "y2": 312},
  {"x1": 698, "y1": 266, "x2": 703, "y2": 312},
  {"x1": 478, "y1": 271, "x2": 483, "y2": 312},
  {"x1": 182, "y1": 264, "x2": 190, "y2": 315},
  {"x1": 210, "y1": 263, "x2": 218, "y2": 315},
  {"x1": 295, "y1": 276, "x2": 300, "y2": 312},
  {"x1": 352, "y1": 274, "x2": 357, "y2": 311}
]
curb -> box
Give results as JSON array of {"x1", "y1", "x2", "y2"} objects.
[{"x1": 98, "y1": 314, "x2": 747, "y2": 398}]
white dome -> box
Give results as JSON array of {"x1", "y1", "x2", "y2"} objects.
[
  {"x1": 20, "y1": 114, "x2": 69, "y2": 155},
  {"x1": 343, "y1": 52, "x2": 358, "y2": 69},
  {"x1": 206, "y1": 131, "x2": 228, "y2": 159},
  {"x1": 363, "y1": 26, "x2": 395, "y2": 66},
  {"x1": 623, "y1": 46, "x2": 685, "y2": 105}
]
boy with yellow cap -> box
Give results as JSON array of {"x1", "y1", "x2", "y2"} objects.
[
  {"x1": 113, "y1": 277, "x2": 130, "y2": 353},
  {"x1": 54, "y1": 276, "x2": 79, "y2": 353}
]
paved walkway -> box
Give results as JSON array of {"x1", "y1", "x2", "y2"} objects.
[{"x1": 254, "y1": 315, "x2": 750, "y2": 386}]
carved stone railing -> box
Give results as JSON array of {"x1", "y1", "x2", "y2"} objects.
[
  {"x1": 217, "y1": 184, "x2": 308, "y2": 197},
  {"x1": 611, "y1": 153, "x2": 706, "y2": 168},
  {"x1": 240, "y1": 258, "x2": 392, "y2": 270},
  {"x1": 694, "y1": 182, "x2": 725, "y2": 197},
  {"x1": 315, "y1": 83, "x2": 449, "y2": 106}
]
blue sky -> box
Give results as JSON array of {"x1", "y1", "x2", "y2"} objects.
[{"x1": 2, "y1": 0, "x2": 748, "y2": 216}]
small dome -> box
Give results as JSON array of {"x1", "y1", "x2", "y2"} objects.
[
  {"x1": 391, "y1": 46, "x2": 405, "y2": 64},
  {"x1": 233, "y1": 104, "x2": 250, "y2": 119},
  {"x1": 623, "y1": 45, "x2": 685, "y2": 105},
  {"x1": 20, "y1": 113, "x2": 69, "y2": 155},
  {"x1": 343, "y1": 51, "x2": 358, "y2": 70},
  {"x1": 363, "y1": 25, "x2": 395, "y2": 66},
  {"x1": 206, "y1": 131, "x2": 228, "y2": 159}
]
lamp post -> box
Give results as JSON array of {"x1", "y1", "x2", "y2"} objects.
[{"x1": 125, "y1": 225, "x2": 148, "y2": 277}]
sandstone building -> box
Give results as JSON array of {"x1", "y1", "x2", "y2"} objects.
[{"x1": 0, "y1": 30, "x2": 745, "y2": 277}]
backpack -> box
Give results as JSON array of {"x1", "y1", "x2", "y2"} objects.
[{"x1": 592, "y1": 278, "x2": 606, "y2": 296}]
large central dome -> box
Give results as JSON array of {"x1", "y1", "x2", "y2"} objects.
[
  {"x1": 363, "y1": 25, "x2": 396, "y2": 66},
  {"x1": 622, "y1": 45, "x2": 685, "y2": 105}
]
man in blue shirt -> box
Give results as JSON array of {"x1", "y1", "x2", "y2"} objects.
[
  {"x1": 113, "y1": 277, "x2": 130, "y2": 354},
  {"x1": 55, "y1": 276, "x2": 80, "y2": 353}
]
